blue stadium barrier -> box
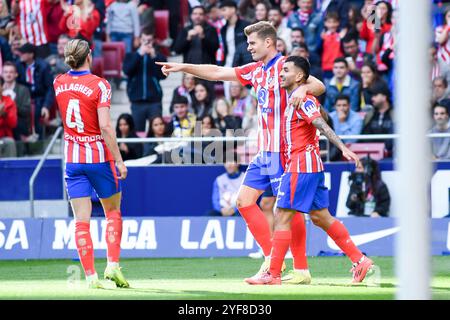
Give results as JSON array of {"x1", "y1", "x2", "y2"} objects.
[{"x1": 0, "y1": 217, "x2": 449, "y2": 260}]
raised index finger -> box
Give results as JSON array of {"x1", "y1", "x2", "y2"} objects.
[{"x1": 155, "y1": 61, "x2": 169, "y2": 66}]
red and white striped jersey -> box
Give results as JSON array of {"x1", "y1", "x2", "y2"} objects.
[
  {"x1": 234, "y1": 54, "x2": 287, "y2": 153},
  {"x1": 54, "y1": 70, "x2": 113, "y2": 164},
  {"x1": 283, "y1": 94, "x2": 324, "y2": 173},
  {"x1": 16, "y1": 0, "x2": 49, "y2": 46}
]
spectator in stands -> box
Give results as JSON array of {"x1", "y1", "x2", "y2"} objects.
[
  {"x1": 280, "y1": 0, "x2": 296, "y2": 28},
  {"x1": 46, "y1": 0, "x2": 65, "y2": 55},
  {"x1": 106, "y1": 0, "x2": 140, "y2": 54},
  {"x1": 46, "y1": 34, "x2": 71, "y2": 75},
  {"x1": 362, "y1": 82, "x2": 394, "y2": 155},
  {"x1": 347, "y1": 3, "x2": 364, "y2": 35},
  {"x1": 213, "y1": 97, "x2": 241, "y2": 136},
  {"x1": 91, "y1": 0, "x2": 106, "y2": 58},
  {"x1": 2, "y1": 61, "x2": 31, "y2": 147},
  {"x1": 143, "y1": 115, "x2": 171, "y2": 163},
  {"x1": 0, "y1": 78, "x2": 18, "y2": 157},
  {"x1": 59, "y1": 0, "x2": 101, "y2": 46},
  {"x1": 206, "y1": 2, "x2": 226, "y2": 66},
  {"x1": 360, "y1": 0, "x2": 392, "y2": 55},
  {"x1": 173, "y1": 5, "x2": 219, "y2": 65},
  {"x1": 360, "y1": 61, "x2": 388, "y2": 111},
  {"x1": 201, "y1": 114, "x2": 219, "y2": 136},
  {"x1": 193, "y1": 82, "x2": 213, "y2": 119},
  {"x1": 116, "y1": 113, "x2": 143, "y2": 161},
  {"x1": 11, "y1": 0, "x2": 51, "y2": 58},
  {"x1": 16, "y1": 43, "x2": 54, "y2": 139},
  {"x1": 329, "y1": 94, "x2": 363, "y2": 144},
  {"x1": 254, "y1": 1, "x2": 271, "y2": 23},
  {"x1": 375, "y1": 10, "x2": 396, "y2": 88},
  {"x1": 287, "y1": 0, "x2": 323, "y2": 62},
  {"x1": 171, "y1": 73, "x2": 197, "y2": 113},
  {"x1": 269, "y1": 7, "x2": 292, "y2": 53},
  {"x1": 220, "y1": 0, "x2": 251, "y2": 68},
  {"x1": 276, "y1": 37, "x2": 287, "y2": 56},
  {"x1": 346, "y1": 156, "x2": 391, "y2": 217},
  {"x1": 169, "y1": 95, "x2": 196, "y2": 138},
  {"x1": 432, "y1": 76, "x2": 449, "y2": 106},
  {"x1": 242, "y1": 89, "x2": 258, "y2": 132},
  {"x1": 210, "y1": 159, "x2": 244, "y2": 216},
  {"x1": 290, "y1": 42, "x2": 323, "y2": 81},
  {"x1": 229, "y1": 81, "x2": 252, "y2": 119},
  {"x1": 219, "y1": 0, "x2": 251, "y2": 99},
  {"x1": 324, "y1": 57, "x2": 360, "y2": 112},
  {"x1": 430, "y1": 103, "x2": 450, "y2": 160},
  {"x1": 0, "y1": 35, "x2": 13, "y2": 74},
  {"x1": 290, "y1": 27, "x2": 305, "y2": 50},
  {"x1": 320, "y1": 0, "x2": 350, "y2": 31},
  {"x1": 238, "y1": 0, "x2": 259, "y2": 22},
  {"x1": 321, "y1": 11, "x2": 345, "y2": 79},
  {"x1": 435, "y1": 6, "x2": 450, "y2": 82},
  {"x1": 341, "y1": 33, "x2": 373, "y2": 79},
  {"x1": 10, "y1": 36, "x2": 23, "y2": 63},
  {"x1": 123, "y1": 29, "x2": 167, "y2": 132},
  {"x1": 0, "y1": 0, "x2": 14, "y2": 39}
]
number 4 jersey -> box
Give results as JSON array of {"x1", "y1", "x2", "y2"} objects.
[{"x1": 54, "y1": 70, "x2": 114, "y2": 164}]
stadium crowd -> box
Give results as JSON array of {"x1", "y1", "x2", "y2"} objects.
[{"x1": 0, "y1": 0, "x2": 448, "y2": 162}]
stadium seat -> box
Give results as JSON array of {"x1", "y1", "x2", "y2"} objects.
[
  {"x1": 346, "y1": 142, "x2": 386, "y2": 161},
  {"x1": 102, "y1": 42, "x2": 126, "y2": 79},
  {"x1": 91, "y1": 57, "x2": 104, "y2": 78},
  {"x1": 154, "y1": 10, "x2": 170, "y2": 56}
]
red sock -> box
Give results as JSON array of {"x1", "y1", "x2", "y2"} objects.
[
  {"x1": 269, "y1": 230, "x2": 291, "y2": 278},
  {"x1": 326, "y1": 220, "x2": 363, "y2": 263},
  {"x1": 238, "y1": 204, "x2": 272, "y2": 256},
  {"x1": 75, "y1": 221, "x2": 95, "y2": 276},
  {"x1": 290, "y1": 213, "x2": 308, "y2": 269},
  {"x1": 105, "y1": 210, "x2": 122, "y2": 263}
]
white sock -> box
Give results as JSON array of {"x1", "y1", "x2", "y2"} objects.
[
  {"x1": 294, "y1": 269, "x2": 309, "y2": 273},
  {"x1": 86, "y1": 273, "x2": 98, "y2": 282},
  {"x1": 107, "y1": 262, "x2": 119, "y2": 268}
]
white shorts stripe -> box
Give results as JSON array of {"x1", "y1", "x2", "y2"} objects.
[
  {"x1": 96, "y1": 141, "x2": 105, "y2": 163},
  {"x1": 85, "y1": 143, "x2": 93, "y2": 164},
  {"x1": 73, "y1": 142, "x2": 80, "y2": 163}
]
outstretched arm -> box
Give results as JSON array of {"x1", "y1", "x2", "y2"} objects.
[
  {"x1": 312, "y1": 116, "x2": 360, "y2": 167},
  {"x1": 155, "y1": 62, "x2": 238, "y2": 82}
]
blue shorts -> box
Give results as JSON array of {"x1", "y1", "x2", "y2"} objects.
[
  {"x1": 276, "y1": 172, "x2": 329, "y2": 213},
  {"x1": 65, "y1": 161, "x2": 121, "y2": 200},
  {"x1": 243, "y1": 151, "x2": 284, "y2": 196}
]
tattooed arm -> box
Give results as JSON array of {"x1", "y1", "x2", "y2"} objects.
[{"x1": 312, "y1": 116, "x2": 361, "y2": 167}]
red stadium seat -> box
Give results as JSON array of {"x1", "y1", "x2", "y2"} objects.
[
  {"x1": 346, "y1": 142, "x2": 386, "y2": 161},
  {"x1": 91, "y1": 57, "x2": 104, "y2": 78},
  {"x1": 136, "y1": 131, "x2": 147, "y2": 138},
  {"x1": 154, "y1": 10, "x2": 170, "y2": 56},
  {"x1": 102, "y1": 42, "x2": 126, "y2": 78}
]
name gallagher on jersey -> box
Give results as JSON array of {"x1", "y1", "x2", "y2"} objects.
[{"x1": 55, "y1": 83, "x2": 94, "y2": 97}]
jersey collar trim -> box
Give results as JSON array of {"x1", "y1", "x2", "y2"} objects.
[
  {"x1": 263, "y1": 53, "x2": 282, "y2": 71},
  {"x1": 68, "y1": 70, "x2": 91, "y2": 76}
]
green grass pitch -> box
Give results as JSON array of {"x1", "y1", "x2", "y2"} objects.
[{"x1": 0, "y1": 256, "x2": 449, "y2": 300}]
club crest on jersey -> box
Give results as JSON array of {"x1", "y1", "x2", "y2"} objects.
[
  {"x1": 305, "y1": 144, "x2": 315, "y2": 152},
  {"x1": 258, "y1": 88, "x2": 268, "y2": 105}
]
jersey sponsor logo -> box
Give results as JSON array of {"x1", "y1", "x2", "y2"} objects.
[
  {"x1": 327, "y1": 227, "x2": 400, "y2": 250},
  {"x1": 64, "y1": 133, "x2": 104, "y2": 143},
  {"x1": 305, "y1": 144, "x2": 315, "y2": 152},
  {"x1": 261, "y1": 107, "x2": 273, "y2": 113},
  {"x1": 258, "y1": 88, "x2": 268, "y2": 105}
]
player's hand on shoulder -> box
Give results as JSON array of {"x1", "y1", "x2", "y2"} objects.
[
  {"x1": 116, "y1": 160, "x2": 128, "y2": 180},
  {"x1": 290, "y1": 86, "x2": 308, "y2": 109}
]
